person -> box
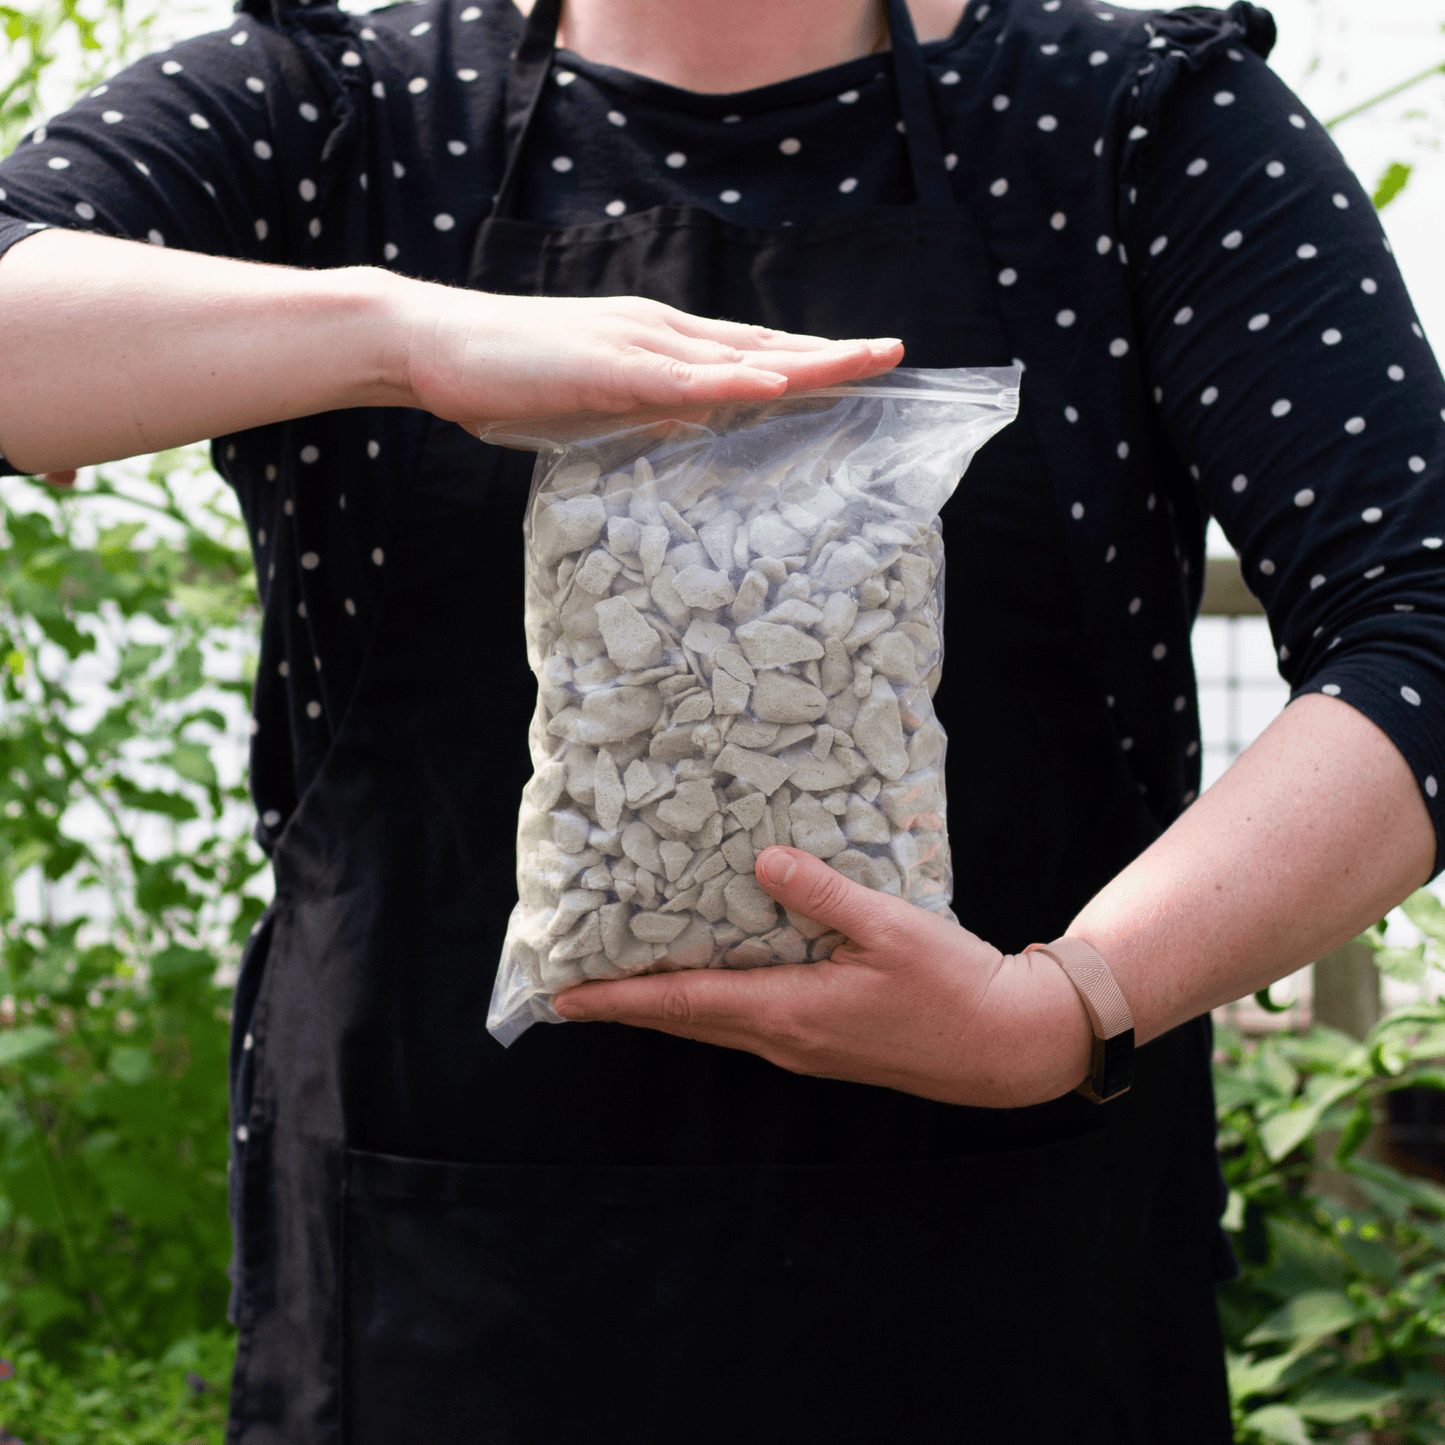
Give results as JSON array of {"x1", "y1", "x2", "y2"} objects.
[{"x1": 0, "y1": 0, "x2": 1441, "y2": 1437}]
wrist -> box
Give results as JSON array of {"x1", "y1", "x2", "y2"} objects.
[
  {"x1": 975, "y1": 949, "x2": 1095, "y2": 1108},
  {"x1": 330, "y1": 265, "x2": 420, "y2": 410},
  {"x1": 1024, "y1": 938, "x2": 1135, "y2": 1103}
]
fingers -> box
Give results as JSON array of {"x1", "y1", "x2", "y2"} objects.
[
  {"x1": 658, "y1": 308, "x2": 902, "y2": 363},
  {"x1": 739, "y1": 340, "x2": 900, "y2": 392},
  {"x1": 553, "y1": 961, "x2": 816, "y2": 1054},
  {"x1": 618, "y1": 352, "x2": 791, "y2": 407},
  {"x1": 42, "y1": 470, "x2": 77, "y2": 488},
  {"x1": 613, "y1": 340, "x2": 897, "y2": 411},
  {"x1": 754, "y1": 846, "x2": 911, "y2": 946}
]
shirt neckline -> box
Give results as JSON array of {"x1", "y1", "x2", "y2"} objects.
[{"x1": 537, "y1": 6, "x2": 979, "y2": 120}]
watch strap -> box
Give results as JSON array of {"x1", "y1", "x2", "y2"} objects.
[{"x1": 1025, "y1": 937, "x2": 1135, "y2": 1104}]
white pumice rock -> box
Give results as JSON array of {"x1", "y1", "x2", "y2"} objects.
[
  {"x1": 535, "y1": 494, "x2": 608, "y2": 566},
  {"x1": 595, "y1": 595, "x2": 662, "y2": 672},
  {"x1": 749, "y1": 513, "x2": 807, "y2": 558},
  {"x1": 735, "y1": 620, "x2": 824, "y2": 669},
  {"x1": 751, "y1": 673, "x2": 828, "y2": 724},
  {"x1": 767, "y1": 723, "x2": 816, "y2": 754},
  {"x1": 726, "y1": 792, "x2": 769, "y2": 830},
  {"x1": 631, "y1": 910, "x2": 689, "y2": 944},
  {"x1": 762, "y1": 925, "x2": 811, "y2": 964},
  {"x1": 699, "y1": 512, "x2": 738, "y2": 572},
  {"x1": 682, "y1": 619, "x2": 731, "y2": 657},
  {"x1": 712, "y1": 644, "x2": 757, "y2": 685},
  {"x1": 658, "y1": 838, "x2": 694, "y2": 882},
  {"x1": 697, "y1": 874, "x2": 729, "y2": 923},
  {"x1": 711, "y1": 669, "x2": 750, "y2": 716},
  {"x1": 764, "y1": 598, "x2": 824, "y2": 627},
  {"x1": 548, "y1": 888, "x2": 608, "y2": 938},
  {"x1": 581, "y1": 863, "x2": 613, "y2": 891},
  {"x1": 659, "y1": 500, "x2": 697, "y2": 541},
  {"x1": 639, "y1": 525, "x2": 670, "y2": 583},
  {"x1": 552, "y1": 810, "x2": 592, "y2": 854},
  {"x1": 730, "y1": 570, "x2": 769, "y2": 624},
  {"x1": 788, "y1": 795, "x2": 848, "y2": 858},
  {"x1": 843, "y1": 610, "x2": 894, "y2": 653},
  {"x1": 552, "y1": 910, "x2": 603, "y2": 962},
  {"x1": 862, "y1": 629, "x2": 918, "y2": 683},
  {"x1": 620, "y1": 819, "x2": 664, "y2": 875},
  {"x1": 724, "y1": 873, "x2": 778, "y2": 934},
  {"x1": 843, "y1": 795, "x2": 892, "y2": 845},
  {"x1": 819, "y1": 638, "x2": 853, "y2": 697},
  {"x1": 726, "y1": 719, "x2": 779, "y2": 748},
  {"x1": 671, "y1": 693, "x2": 714, "y2": 726},
  {"x1": 672, "y1": 565, "x2": 736, "y2": 610},
  {"x1": 858, "y1": 575, "x2": 890, "y2": 609},
  {"x1": 693, "y1": 851, "x2": 730, "y2": 884},
  {"x1": 852, "y1": 676, "x2": 910, "y2": 780},
  {"x1": 655, "y1": 779, "x2": 720, "y2": 832},
  {"x1": 713, "y1": 743, "x2": 795, "y2": 797},
  {"x1": 667, "y1": 917, "x2": 716, "y2": 966},
  {"x1": 575, "y1": 548, "x2": 624, "y2": 595},
  {"x1": 818, "y1": 540, "x2": 878, "y2": 591}
]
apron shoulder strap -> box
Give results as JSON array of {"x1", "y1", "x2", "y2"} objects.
[
  {"x1": 495, "y1": 0, "x2": 563, "y2": 217},
  {"x1": 886, "y1": 0, "x2": 954, "y2": 209}
]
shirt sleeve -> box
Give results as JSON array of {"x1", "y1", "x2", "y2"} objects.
[
  {"x1": 0, "y1": 12, "x2": 337, "y2": 471},
  {"x1": 1125, "y1": 42, "x2": 1445, "y2": 871}
]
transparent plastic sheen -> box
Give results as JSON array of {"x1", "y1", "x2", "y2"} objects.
[{"x1": 482, "y1": 367, "x2": 1020, "y2": 1044}]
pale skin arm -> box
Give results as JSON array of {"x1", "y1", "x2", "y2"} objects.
[
  {"x1": 0, "y1": 228, "x2": 902, "y2": 477},
  {"x1": 555, "y1": 693, "x2": 1435, "y2": 1109}
]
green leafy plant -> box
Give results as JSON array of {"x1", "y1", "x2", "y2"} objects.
[
  {"x1": 0, "y1": 455, "x2": 260, "y2": 1427},
  {"x1": 0, "y1": 1328, "x2": 230, "y2": 1442},
  {"x1": 1216, "y1": 946, "x2": 1445, "y2": 1444}
]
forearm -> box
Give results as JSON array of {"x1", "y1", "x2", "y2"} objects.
[
  {"x1": 1069, "y1": 693, "x2": 1435, "y2": 1046},
  {"x1": 0, "y1": 229, "x2": 900, "y2": 475},
  {"x1": 0, "y1": 229, "x2": 408, "y2": 473}
]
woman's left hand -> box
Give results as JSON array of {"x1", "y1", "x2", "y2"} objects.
[{"x1": 554, "y1": 846, "x2": 1093, "y2": 1109}]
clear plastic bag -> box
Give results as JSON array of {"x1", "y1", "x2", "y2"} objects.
[{"x1": 483, "y1": 367, "x2": 1020, "y2": 1045}]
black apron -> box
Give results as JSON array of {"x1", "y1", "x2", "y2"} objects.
[{"x1": 226, "y1": 2, "x2": 1232, "y2": 1439}]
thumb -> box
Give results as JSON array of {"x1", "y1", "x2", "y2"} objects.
[{"x1": 754, "y1": 846, "x2": 908, "y2": 944}]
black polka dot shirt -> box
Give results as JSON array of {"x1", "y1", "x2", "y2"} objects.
[{"x1": 1, "y1": 0, "x2": 1442, "y2": 870}]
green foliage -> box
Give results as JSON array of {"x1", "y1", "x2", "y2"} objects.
[
  {"x1": 0, "y1": 1329, "x2": 230, "y2": 1441},
  {"x1": 0, "y1": 0, "x2": 159, "y2": 154},
  {"x1": 1374, "y1": 160, "x2": 1416, "y2": 210},
  {"x1": 0, "y1": 453, "x2": 260, "y2": 1426},
  {"x1": 1216, "y1": 959, "x2": 1445, "y2": 1444}
]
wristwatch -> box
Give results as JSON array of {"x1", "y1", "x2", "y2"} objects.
[{"x1": 1024, "y1": 937, "x2": 1135, "y2": 1104}]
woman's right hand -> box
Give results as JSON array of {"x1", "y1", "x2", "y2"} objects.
[{"x1": 387, "y1": 283, "x2": 903, "y2": 428}]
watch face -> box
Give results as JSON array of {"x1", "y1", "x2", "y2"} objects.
[{"x1": 1099, "y1": 1028, "x2": 1135, "y2": 1102}]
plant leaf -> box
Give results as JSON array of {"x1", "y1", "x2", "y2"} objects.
[
  {"x1": 108, "y1": 1045, "x2": 153, "y2": 1086},
  {"x1": 1295, "y1": 1377, "x2": 1400, "y2": 1422},
  {"x1": 1372, "y1": 160, "x2": 1413, "y2": 209},
  {"x1": 1259, "y1": 1075, "x2": 1362, "y2": 1161},
  {"x1": 1242, "y1": 1404, "x2": 1313, "y2": 1445},
  {"x1": 1401, "y1": 889, "x2": 1445, "y2": 943},
  {"x1": 1245, "y1": 1289, "x2": 1366, "y2": 1345},
  {"x1": 0, "y1": 1024, "x2": 58, "y2": 1067}
]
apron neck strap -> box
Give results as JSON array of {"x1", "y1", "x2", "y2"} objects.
[
  {"x1": 493, "y1": 0, "x2": 954, "y2": 219},
  {"x1": 886, "y1": 0, "x2": 955, "y2": 208},
  {"x1": 494, "y1": 0, "x2": 564, "y2": 218}
]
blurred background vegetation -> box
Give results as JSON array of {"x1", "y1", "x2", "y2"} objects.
[{"x1": 0, "y1": 0, "x2": 1440, "y2": 1440}]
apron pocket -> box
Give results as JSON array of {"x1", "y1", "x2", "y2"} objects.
[{"x1": 340, "y1": 1132, "x2": 1111, "y2": 1445}]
